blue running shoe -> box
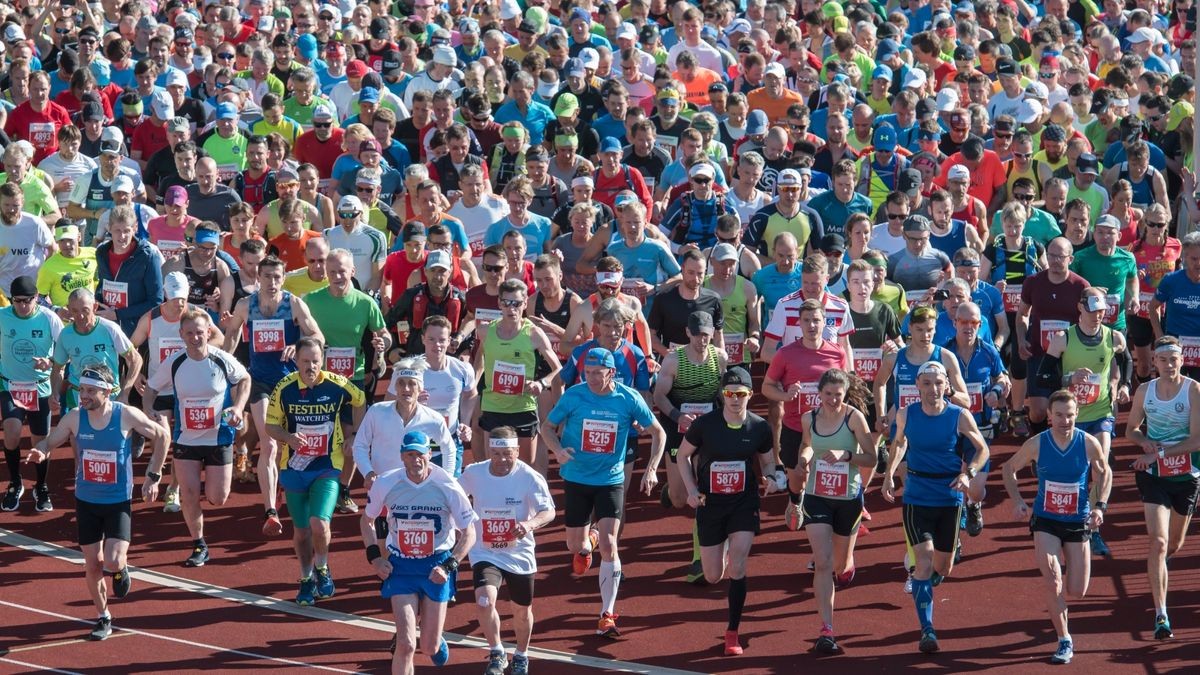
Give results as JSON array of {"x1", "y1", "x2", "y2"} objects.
[
  {"x1": 1089, "y1": 531, "x2": 1111, "y2": 557},
  {"x1": 430, "y1": 636, "x2": 449, "y2": 666},
  {"x1": 1050, "y1": 638, "x2": 1073, "y2": 664},
  {"x1": 919, "y1": 627, "x2": 939, "y2": 653},
  {"x1": 314, "y1": 566, "x2": 335, "y2": 599},
  {"x1": 296, "y1": 577, "x2": 316, "y2": 606},
  {"x1": 1154, "y1": 615, "x2": 1173, "y2": 640}
]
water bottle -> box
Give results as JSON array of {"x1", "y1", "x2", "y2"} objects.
[{"x1": 223, "y1": 409, "x2": 246, "y2": 431}]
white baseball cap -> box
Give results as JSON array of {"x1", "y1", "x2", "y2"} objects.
[{"x1": 163, "y1": 271, "x2": 189, "y2": 300}]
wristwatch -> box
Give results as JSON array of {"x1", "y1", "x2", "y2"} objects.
[
  {"x1": 440, "y1": 557, "x2": 460, "y2": 574},
  {"x1": 965, "y1": 467, "x2": 977, "y2": 479},
  {"x1": 147, "y1": 471, "x2": 162, "y2": 482}
]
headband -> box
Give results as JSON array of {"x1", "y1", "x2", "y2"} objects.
[
  {"x1": 489, "y1": 436, "x2": 519, "y2": 449},
  {"x1": 1155, "y1": 343, "x2": 1183, "y2": 354},
  {"x1": 501, "y1": 126, "x2": 524, "y2": 140},
  {"x1": 395, "y1": 368, "x2": 423, "y2": 380},
  {"x1": 194, "y1": 228, "x2": 221, "y2": 246},
  {"x1": 79, "y1": 373, "x2": 113, "y2": 390}
]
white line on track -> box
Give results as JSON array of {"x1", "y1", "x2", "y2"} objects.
[
  {"x1": 7, "y1": 632, "x2": 135, "y2": 653},
  {"x1": 0, "y1": 656, "x2": 85, "y2": 674},
  {"x1": 1, "y1": 528, "x2": 708, "y2": 675}
]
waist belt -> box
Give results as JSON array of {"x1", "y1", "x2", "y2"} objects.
[{"x1": 906, "y1": 468, "x2": 959, "y2": 480}]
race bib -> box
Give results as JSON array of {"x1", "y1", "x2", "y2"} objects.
[
  {"x1": 708, "y1": 460, "x2": 746, "y2": 495},
  {"x1": 905, "y1": 289, "x2": 930, "y2": 306},
  {"x1": 157, "y1": 337, "x2": 185, "y2": 366},
  {"x1": 1042, "y1": 480, "x2": 1079, "y2": 516},
  {"x1": 679, "y1": 402, "x2": 713, "y2": 433},
  {"x1": 469, "y1": 236, "x2": 486, "y2": 259},
  {"x1": 1157, "y1": 452, "x2": 1192, "y2": 477},
  {"x1": 723, "y1": 332, "x2": 745, "y2": 362},
  {"x1": 182, "y1": 397, "x2": 217, "y2": 431},
  {"x1": 1070, "y1": 373, "x2": 1102, "y2": 406},
  {"x1": 395, "y1": 321, "x2": 410, "y2": 344},
  {"x1": 1136, "y1": 291, "x2": 1154, "y2": 319},
  {"x1": 7, "y1": 381, "x2": 38, "y2": 411},
  {"x1": 101, "y1": 280, "x2": 129, "y2": 309},
  {"x1": 156, "y1": 240, "x2": 186, "y2": 258},
  {"x1": 391, "y1": 517, "x2": 435, "y2": 558},
  {"x1": 481, "y1": 507, "x2": 518, "y2": 548},
  {"x1": 1002, "y1": 284, "x2": 1022, "y2": 313},
  {"x1": 796, "y1": 382, "x2": 820, "y2": 414},
  {"x1": 475, "y1": 308, "x2": 502, "y2": 326},
  {"x1": 325, "y1": 347, "x2": 356, "y2": 377},
  {"x1": 897, "y1": 383, "x2": 920, "y2": 408},
  {"x1": 491, "y1": 360, "x2": 526, "y2": 395},
  {"x1": 82, "y1": 449, "x2": 118, "y2": 484},
  {"x1": 28, "y1": 122, "x2": 54, "y2": 147},
  {"x1": 967, "y1": 382, "x2": 984, "y2": 414},
  {"x1": 581, "y1": 418, "x2": 618, "y2": 454},
  {"x1": 287, "y1": 422, "x2": 331, "y2": 471},
  {"x1": 1182, "y1": 336, "x2": 1200, "y2": 368},
  {"x1": 814, "y1": 459, "x2": 850, "y2": 498},
  {"x1": 1039, "y1": 320, "x2": 1069, "y2": 352},
  {"x1": 621, "y1": 277, "x2": 648, "y2": 298},
  {"x1": 217, "y1": 163, "x2": 240, "y2": 183},
  {"x1": 855, "y1": 348, "x2": 882, "y2": 381},
  {"x1": 252, "y1": 319, "x2": 286, "y2": 353},
  {"x1": 1101, "y1": 294, "x2": 1121, "y2": 325}
]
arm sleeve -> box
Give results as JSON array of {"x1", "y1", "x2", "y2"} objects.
[{"x1": 352, "y1": 407, "x2": 375, "y2": 475}]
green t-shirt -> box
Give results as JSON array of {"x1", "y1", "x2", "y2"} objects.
[
  {"x1": 0, "y1": 172, "x2": 57, "y2": 217},
  {"x1": 0, "y1": 306, "x2": 63, "y2": 397},
  {"x1": 303, "y1": 287, "x2": 385, "y2": 381},
  {"x1": 989, "y1": 207, "x2": 1062, "y2": 245},
  {"x1": 1069, "y1": 246, "x2": 1138, "y2": 330},
  {"x1": 203, "y1": 133, "x2": 249, "y2": 181},
  {"x1": 282, "y1": 95, "x2": 335, "y2": 128},
  {"x1": 36, "y1": 249, "x2": 98, "y2": 307},
  {"x1": 1067, "y1": 182, "x2": 1108, "y2": 227}
]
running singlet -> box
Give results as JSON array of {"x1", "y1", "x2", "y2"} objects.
[
  {"x1": 149, "y1": 348, "x2": 249, "y2": 447},
  {"x1": 704, "y1": 275, "x2": 750, "y2": 364},
  {"x1": 145, "y1": 306, "x2": 190, "y2": 395},
  {"x1": 365, "y1": 464, "x2": 478, "y2": 575},
  {"x1": 1060, "y1": 325, "x2": 1115, "y2": 423},
  {"x1": 1142, "y1": 378, "x2": 1200, "y2": 479},
  {"x1": 902, "y1": 403, "x2": 966, "y2": 508},
  {"x1": 0, "y1": 306, "x2": 63, "y2": 400},
  {"x1": 683, "y1": 410, "x2": 772, "y2": 503},
  {"x1": 267, "y1": 372, "x2": 365, "y2": 480},
  {"x1": 481, "y1": 319, "x2": 538, "y2": 414},
  {"x1": 533, "y1": 289, "x2": 579, "y2": 356},
  {"x1": 459, "y1": 460, "x2": 555, "y2": 575},
  {"x1": 1033, "y1": 428, "x2": 1090, "y2": 523},
  {"x1": 891, "y1": 346, "x2": 944, "y2": 412},
  {"x1": 548, "y1": 381, "x2": 654, "y2": 486},
  {"x1": 803, "y1": 410, "x2": 863, "y2": 500},
  {"x1": 247, "y1": 292, "x2": 300, "y2": 386},
  {"x1": 74, "y1": 404, "x2": 135, "y2": 504},
  {"x1": 666, "y1": 344, "x2": 722, "y2": 410},
  {"x1": 1133, "y1": 239, "x2": 1181, "y2": 319}
]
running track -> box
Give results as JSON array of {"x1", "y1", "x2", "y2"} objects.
[{"x1": 2, "y1": 391, "x2": 1198, "y2": 674}]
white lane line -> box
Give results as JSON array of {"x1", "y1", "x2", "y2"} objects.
[
  {"x1": 0, "y1": 656, "x2": 84, "y2": 674},
  {"x1": 1, "y1": 527, "x2": 706, "y2": 675},
  {"x1": 0, "y1": 600, "x2": 364, "y2": 674},
  {"x1": 8, "y1": 633, "x2": 135, "y2": 653}
]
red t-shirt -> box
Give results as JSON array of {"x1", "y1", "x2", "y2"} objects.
[
  {"x1": 592, "y1": 164, "x2": 653, "y2": 214},
  {"x1": 294, "y1": 128, "x2": 345, "y2": 179},
  {"x1": 383, "y1": 250, "x2": 428, "y2": 304},
  {"x1": 766, "y1": 338, "x2": 850, "y2": 432},
  {"x1": 4, "y1": 100, "x2": 73, "y2": 163},
  {"x1": 108, "y1": 247, "x2": 134, "y2": 276},
  {"x1": 131, "y1": 119, "x2": 170, "y2": 161},
  {"x1": 1020, "y1": 270, "x2": 1090, "y2": 357},
  {"x1": 269, "y1": 229, "x2": 324, "y2": 271}
]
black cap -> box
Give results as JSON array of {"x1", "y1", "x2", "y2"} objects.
[
  {"x1": 518, "y1": 18, "x2": 538, "y2": 33},
  {"x1": 81, "y1": 101, "x2": 105, "y2": 122},
  {"x1": 953, "y1": 44, "x2": 976, "y2": 61},
  {"x1": 10, "y1": 276, "x2": 37, "y2": 298},
  {"x1": 78, "y1": 26, "x2": 99, "y2": 39},
  {"x1": 993, "y1": 117, "x2": 1014, "y2": 132},
  {"x1": 402, "y1": 222, "x2": 426, "y2": 242},
  {"x1": 915, "y1": 97, "x2": 936, "y2": 119},
  {"x1": 819, "y1": 233, "x2": 846, "y2": 253},
  {"x1": 898, "y1": 168, "x2": 922, "y2": 196},
  {"x1": 961, "y1": 135, "x2": 985, "y2": 160},
  {"x1": 721, "y1": 366, "x2": 753, "y2": 389},
  {"x1": 688, "y1": 310, "x2": 714, "y2": 335},
  {"x1": 1168, "y1": 73, "x2": 1194, "y2": 100},
  {"x1": 1090, "y1": 89, "x2": 1111, "y2": 115},
  {"x1": 58, "y1": 48, "x2": 79, "y2": 70},
  {"x1": 877, "y1": 22, "x2": 899, "y2": 40},
  {"x1": 369, "y1": 16, "x2": 391, "y2": 39},
  {"x1": 1076, "y1": 153, "x2": 1100, "y2": 175},
  {"x1": 1042, "y1": 123, "x2": 1067, "y2": 142},
  {"x1": 639, "y1": 23, "x2": 659, "y2": 41},
  {"x1": 996, "y1": 58, "x2": 1019, "y2": 76}
]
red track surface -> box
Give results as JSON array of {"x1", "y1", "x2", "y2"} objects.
[{"x1": 3, "y1": 393, "x2": 1199, "y2": 674}]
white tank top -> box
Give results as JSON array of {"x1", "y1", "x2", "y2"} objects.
[
  {"x1": 147, "y1": 308, "x2": 187, "y2": 393},
  {"x1": 1144, "y1": 377, "x2": 1193, "y2": 445}
]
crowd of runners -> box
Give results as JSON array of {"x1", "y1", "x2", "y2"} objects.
[{"x1": 0, "y1": 0, "x2": 1198, "y2": 673}]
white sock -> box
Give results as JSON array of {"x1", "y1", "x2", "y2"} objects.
[
  {"x1": 514, "y1": 651, "x2": 527, "y2": 659},
  {"x1": 1157, "y1": 604, "x2": 1168, "y2": 617},
  {"x1": 599, "y1": 559, "x2": 622, "y2": 615}
]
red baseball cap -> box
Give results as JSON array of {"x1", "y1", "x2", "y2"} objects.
[{"x1": 346, "y1": 59, "x2": 370, "y2": 78}]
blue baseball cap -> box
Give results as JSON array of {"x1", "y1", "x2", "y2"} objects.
[
  {"x1": 585, "y1": 348, "x2": 616, "y2": 368},
  {"x1": 401, "y1": 430, "x2": 431, "y2": 453},
  {"x1": 599, "y1": 136, "x2": 622, "y2": 154},
  {"x1": 216, "y1": 102, "x2": 238, "y2": 120},
  {"x1": 359, "y1": 86, "x2": 381, "y2": 104},
  {"x1": 872, "y1": 65, "x2": 893, "y2": 81},
  {"x1": 746, "y1": 109, "x2": 769, "y2": 136},
  {"x1": 873, "y1": 123, "x2": 898, "y2": 152},
  {"x1": 876, "y1": 38, "x2": 901, "y2": 62},
  {"x1": 297, "y1": 33, "x2": 318, "y2": 61}
]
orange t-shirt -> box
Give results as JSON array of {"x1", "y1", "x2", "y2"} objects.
[
  {"x1": 680, "y1": 68, "x2": 723, "y2": 107},
  {"x1": 745, "y1": 87, "x2": 806, "y2": 126},
  {"x1": 269, "y1": 230, "x2": 324, "y2": 271}
]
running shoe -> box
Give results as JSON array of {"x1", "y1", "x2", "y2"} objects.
[
  {"x1": 1154, "y1": 615, "x2": 1174, "y2": 640},
  {"x1": 954, "y1": 540, "x2": 963, "y2": 564},
  {"x1": 931, "y1": 571, "x2": 944, "y2": 587},
  {"x1": 1049, "y1": 638, "x2": 1073, "y2": 664},
  {"x1": 335, "y1": 492, "x2": 359, "y2": 514},
  {"x1": 89, "y1": 617, "x2": 112, "y2": 641},
  {"x1": 918, "y1": 627, "x2": 939, "y2": 654},
  {"x1": 685, "y1": 559, "x2": 707, "y2": 585},
  {"x1": 296, "y1": 577, "x2": 317, "y2": 606},
  {"x1": 724, "y1": 629, "x2": 743, "y2": 656},
  {"x1": 485, "y1": 648, "x2": 508, "y2": 675},
  {"x1": 861, "y1": 506, "x2": 872, "y2": 521},
  {"x1": 572, "y1": 528, "x2": 599, "y2": 577},
  {"x1": 314, "y1": 566, "x2": 335, "y2": 599},
  {"x1": 857, "y1": 521, "x2": 870, "y2": 537},
  {"x1": 966, "y1": 502, "x2": 984, "y2": 537},
  {"x1": 597, "y1": 612, "x2": 620, "y2": 638},
  {"x1": 184, "y1": 545, "x2": 210, "y2": 568},
  {"x1": 112, "y1": 568, "x2": 132, "y2": 598},
  {"x1": 1, "y1": 483, "x2": 23, "y2": 511},
  {"x1": 263, "y1": 509, "x2": 284, "y2": 536},
  {"x1": 815, "y1": 626, "x2": 839, "y2": 655},
  {"x1": 510, "y1": 653, "x2": 529, "y2": 675},
  {"x1": 1089, "y1": 530, "x2": 1111, "y2": 557},
  {"x1": 233, "y1": 451, "x2": 255, "y2": 483},
  {"x1": 33, "y1": 484, "x2": 51, "y2": 512},
  {"x1": 834, "y1": 567, "x2": 856, "y2": 590},
  {"x1": 163, "y1": 485, "x2": 181, "y2": 513},
  {"x1": 784, "y1": 500, "x2": 803, "y2": 531},
  {"x1": 430, "y1": 636, "x2": 449, "y2": 666},
  {"x1": 1011, "y1": 411, "x2": 1031, "y2": 438}
]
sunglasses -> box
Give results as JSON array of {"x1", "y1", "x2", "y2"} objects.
[
  {"x1": 1039, "y1": 72, "x2": 1055, "y2": 79},
  {"x1": 483, "y1": 264, "x2": 505, "y2": 273},
  {"x1": 722, "y1": 389, "x2": 751, "y2": 399},
  {"x1": 1148, "y1": 113, "x2": 1166, "y2": 122},
  {"x1": 887, "y1": 212, "x2": 907, "y2": 219},
  {"x1": 56, "y1": 28, "x2": 71, "y2": 35},
  {"x1": 499, "y1": 298, "x2": 524, "y2": 308},
  {"x1": 313, "y1": 122, "x2": 332, "y2": 129},
  {"x1": 1014, "y1": 193, "x2": 1035, "y2": 201},
  {"x1": 218, "y1": 52, "x2": 235, "y2": 59},
  {"x1": 79, "y1": 39, "x2": 97, "y2": 45},
  {"x1": 175, "y1": 41, "x2": 193, "y2": 47},
  {"x1": 994, "y1": 133, "x2": 1013, "y2": 139},
  {"x1": 691, "y1": 176, "x2": 712, "y2": 184},
  {"x1": 957, "y1": 319, "x2": 981, "y2": 327},
  {"x1": 1147, "y1": 220, "x2": 1169, "y2": 228},
  {"x1": 338, "y1": 211, "x2": 360, "y2": 219},
  {"x1": 11, "y1": 296, "x2": 35, "y2": 304},
  {"x1": 1013, "y1": 152, "x2": 1032, "y2": 159},
  {"x1": 717, "y1": 235, "x2": 738, "y2": 243}
]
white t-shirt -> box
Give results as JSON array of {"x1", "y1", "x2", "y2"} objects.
[
  {"x1": 385, "y1": 357, "x2": 475, "y2": 431},
  {"x1": 148, "y1": 347, "x2": 249, "y2": 446},
  {"x1": 366, "y1": 464, "x2": 478, "y2": 560},
  {"x1": 0, "y1": 213, "x2": 54, "y2": 293},
  {"x1": 448, "y1": 195, "x2": 509, "y2": 263},
  {"x1": 727, "y1": 187, "x2": 769, "y2": 225},
  {"x1": 37, "y1": 152, "x2": 97, "y2": 208},
  {"x1": 764, "y1": 289, "x2": 855, "y2": 344},
  {"x1": 667, "y1": 40, "x2": 723, "y2": 73},
  {"x1": 353, "y1": 401, "x2": 458, "y2": 476},
  {"x1": 869, "y1": 222, "x2": 907, "y2": 257},
  {"x1": 458, "y1": 460, "x2": 555, "y2": 575},
  {"x1": 324, "y1": 224, "x2": 387, "y2": 289}
]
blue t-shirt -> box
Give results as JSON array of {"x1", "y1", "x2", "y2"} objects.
[
  {"x1": 901, "y1": 306, "x2": 992, "y2": 343},
  {"x1": 1033, "y1": 429, "x2": 1090, "y2": 523},
  {"x1": 1155, "y1": 269, "x2": 1200, "y2": 338},
  {"x1": 484, "y1": 214, "x2": 555, "y2": 258},
  {"x1": 549, "y1": 382, "x2": 654, "y2": 486},
  {"x1": 591, "y1": 114, "x2": 627, "y2": 145},
  {"x1": 902, "y1": 403, "x2": 967, "y2": 507},
  {"x1": 1104, "y1": 140, "x2": 1168, "y2": 173},
  {"x1": 751, "y1": 264, "x2": 803, "y2": 323},
  {"x1": 971, "y1": 281, "x2": 1005, "y2": 335},
  {"x1": 605, "y1": 237, "x2": 681, "y2": 284},
  {"x1": 807, "y1": 190, "x2": 874, "y2": 238},
  {"x1": 316, "y1": 66, "x2": 347, "y2": 95},
  {"x1": 494, "y1": 100, "x2": 555, "y2": 145},
  {"x1": 659, "y1": 160, "x2": 730, "y2": 192}
]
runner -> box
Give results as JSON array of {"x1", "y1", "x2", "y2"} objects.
[
  {"x1": 1002, "y1": 389, "x2": 1111, "y2": 664},
  {"x1": 223, "y1": 254, "x2": 324, "y2": 536},
  {"x1": 792, "y1": 369, "x2": 877, "y2": 654},
  {"x1": 0, "y1": 277, "x2": 64, "y2": 512},
  {"x1": 1149, "y1": 232, "x2": 1200, "y2": 381},
  {"x1": 355, "y1": 357, "x2": 458, "y2": 481},
  {"x1": 882, "y1": 361, "x2": 990, "y2": 654},
  {"x1": 540, "y1": 347, "x2": 667, "y2": 638},
  {"x1": 874, "y1": 306, "x2": 971, "y2": 434},
  {"x1": 475, "y1": 278, "x2": 561, "y2": 466},
  {"x1": 25, "y1": 365, "x2": 168, "y2": 641},
  {"x1": 265, "y1": 337, "x2": 365, "y2": 605},
  {"x1": 703, "y1": 243, "x2": 763, "y2": 367},
  {"x1": 144, "y1": 307, "x2": 249, "y2": 567},
  {"x1": 458, "y1": 427, "x2": 556, "y2": 675},
  {"x1": 51, "y1": 288, "x2": 143, "y2": 411},
  {"x1": 363, "y1": 429, "x2": 478, "y2": 671},
  {"x1": 1124, "y1": 336, "x2": 1200, "y2": 641},
  {"x1": 562, "y1": 256, "x2": 654, "y2": 364},
  {"x1": 676, "y1": 366, "x2": 776, "y2": 656}
]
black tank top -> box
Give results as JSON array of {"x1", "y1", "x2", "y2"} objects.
[
  {"x1": 184, "y1": 254, "x2": 219, "y2": 306},
  {"x1": 534, "y1": 289, "x2": 578, "y2": 331}
]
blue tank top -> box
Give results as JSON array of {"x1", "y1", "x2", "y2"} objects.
[
  {"x1": 892, "y1": 345, "x2": 943, "y2": 410},
  {"x1": 903, "y1": 402, "x2": 965, "y2": 507},
  {"x1": 931, "y1": 219, "x2": 968, "y2": 259},
  {"x1": 1033, "y1": 429, "x2": 1090, "y2": 523},
  {"x1": 74, "y1": 404, "x2": 134, "y2": 504},
  {"x1": 248, "y1": 292, "x2": 300, "y2": 386},
  {"x1": 1120, "y1": 162, "x2": 1157, "y2": 207}
]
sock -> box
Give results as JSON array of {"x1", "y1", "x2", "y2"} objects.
[
  {"x1": 4, "y1": 448, "x2": 19, "y2": 485},
  {"x1": 300, "y1": 566, "x2": 313, "y2": 580},
  {"x1": 514, "y1": 651, "x2": 527, "y2": 659},
  {"x1": 691, "y1": 522, "x2": 702, "y2": 564},
  {"x1": 193, "y1": 538, "x2": 206, "y2": 549},
  {"x1": 99, "y1": 610, "x2": 111, "y2": 620},
  {"x1": 599, "y1": 560, "x2": 621, "y2": 615},
  {"x1": 727, "y1": 577, "x2": 747, "y2": 631},
  {"x1": 788, "y1": 490, "x2": 802, "y2": 504},
  {"x1": 821, "y1": 622, "x2": 834, "y2": 636},
  {"x1": 339, "y1": 482, "x2": 349, "y2": 499},
  {"x1": 314, "y1": 553, "x2": 328, "y2": 569},
  {"x1": 911, "y1": 578, "x2": 934, "y2": 630},
  {"x1": 1157, "y1": 605, "x2": 1168, "y2": 618},
  {"x1": 34, "y1": 458, "x2": 47, "y2": 486}
]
